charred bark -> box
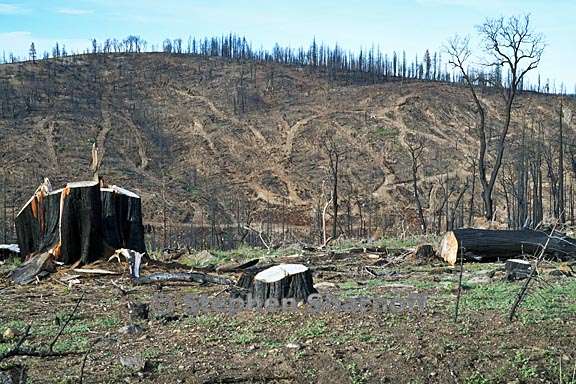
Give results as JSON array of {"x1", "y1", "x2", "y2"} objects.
[{"x1": 440, "y1": 228, "x2": 576, "y2": 265}]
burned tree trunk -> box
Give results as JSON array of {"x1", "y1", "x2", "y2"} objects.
[
  {"x1": 440, "y1": 228, "x2": 576, "y2": 265},
  {"x1": 15, "y1": 186, "x2": 61, "y2": 259},
  {"x1": 15, "y1": 180, "x2": 146, "y2": 266},
  {"x1": 60, "y1": 181, "x2": 105, "y2": 264},
  {"x1": 101, "y1": 186, "x2": 146, "y2": 253}
]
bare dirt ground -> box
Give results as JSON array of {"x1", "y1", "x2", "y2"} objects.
[{"x1": 1, "y1": 246, "x2": 575, "y2": 384}]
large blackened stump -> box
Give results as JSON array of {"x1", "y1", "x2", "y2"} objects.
[
  {"x1": 59, "y1": 181, "x2": 104, "y2": 264},
  {"x1": 37, "y1": 190, "x2": 62, "y2": 253},
  {"x1": 15, "y1": 189, "x2": 62, "y2": 259},
  {"x1": 250, "y1": 264, "x2": 317, "y2": 306},
  {"x1": 15, "y1": 194, "x2": 42, "y2": 259},
  {"x1": 101, "y1": 186, "x2": 146, "y2": 253}
]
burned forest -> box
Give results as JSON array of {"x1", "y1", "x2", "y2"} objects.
[{"x1": 0, "y1": 9, "x2": 575, "y2": 384}]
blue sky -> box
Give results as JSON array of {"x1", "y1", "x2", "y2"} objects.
[{"x1": 0, "y1": 0, "x2": 574, "y2": 88}]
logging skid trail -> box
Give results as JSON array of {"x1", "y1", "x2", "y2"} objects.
[
  {"x1": 39, "y1": 119, "x2": 60, "y2": 170},
  {"x1": 1, "y1": 53, "x2": 573, "y2": 231}
]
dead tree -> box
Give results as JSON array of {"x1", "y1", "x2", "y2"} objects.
[
  {"x1": 467, "y1": 157, "x2": 477, "y2": 226},
  {"x1": 320, "y1": 135, "x2": 346, "y2": 241},
  {"x1": 558, "y1": 98, "x2": 565, "y2": 223},
  {"x1": 447, "y1": 15, "x2": 544, "y2": 220},
  {"x1": 407, "y1": 139, "x2": 427, "y2": 233}
]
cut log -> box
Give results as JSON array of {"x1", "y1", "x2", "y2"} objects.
[
  {"x1": 505, "y1": 259, "x2": 535, "y2": 281},
  {"x1": 249, "y1": 264, "x2": 317, "y2": 305},
  {"x1": 133, "y1": 272, "x2": 233, "y2": 286},
  {"x1": 440, "y1": 228, "x2": 576, "y2": 265}
]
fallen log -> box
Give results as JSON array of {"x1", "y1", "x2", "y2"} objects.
[
  {"x1": 133, "y1": 272, "x2": 233, "y2": 286},
  {"x1": 215, "y1": 258, "x2": 260, "y2": 273},
  {"x1": 8, "y1": 252, "x2": 56, "y2": 284},
  {"x1": 125, "y1": 250, "x2": 232, "y2": 286},
  {"x1": 440, "y1": 228, "x2": 576, "y2": 265}
]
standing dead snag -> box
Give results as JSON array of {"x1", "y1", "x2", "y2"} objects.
[
  {"x1": 407, "y1": 139, "x2": 427, "y2": 234},
  {"x1": 446, "y1": 14, "x2": 544, "y2": 220},
  {"x1": 319, "y1": 134, "x2": 347, "y2": 241}
]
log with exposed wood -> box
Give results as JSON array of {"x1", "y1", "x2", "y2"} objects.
[
  {"x1": 235, "y1": 264, "x2": 317, "y2": 306},
  {"x1": 440, "y1": 228, "x2": 576, "y2": 265}
]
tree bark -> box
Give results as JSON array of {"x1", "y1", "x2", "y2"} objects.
[
  {"x1": 235, "y1": 264, "x2": 317, "y2": 306},
  {"x1": 440, "y1": 228, "x2": 576, "y2": 265}
]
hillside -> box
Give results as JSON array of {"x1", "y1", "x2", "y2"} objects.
[{"x1": 0, "y1": 53, "x2": 573, "y2": 245}]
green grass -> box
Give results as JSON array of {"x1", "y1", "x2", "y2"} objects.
[
  {"x1": 232, "y1": 330, "x2": 259, "y2": 345},
  {"x1": 345, "y1": 361, "x2": 370, "y2": 384},
  {"x1": 327, "y1": 234, "x2": 440, "y2": 252},
  {"x1": 297, "y1": 319, "x2": 327, "y2": 338},
  {"x1": 513, "y1": 350, "x2": 538, "y2": 380},
  {"x1": 376, "y1": 125, "x2": 399, "y2": 138},
  {"x1": 464, "y1": 372, "x2": 491, "y2": 384},
  {"x1": 459, "y1": 279, "x2": 576, "y2": 322},
  {"x1": 0, "y1": 255, "x2": 22, "y2": 274},
  {"x1": 52, "y1": 335, "x2": 89, "y2": 353},
  {"x1": 186, "y1": 314, "x2": 223, "y2": 329}
]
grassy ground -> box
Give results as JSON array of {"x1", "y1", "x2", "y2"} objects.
[{"x1": 0, "y1": 244, "x2": 575, "y2": 383}]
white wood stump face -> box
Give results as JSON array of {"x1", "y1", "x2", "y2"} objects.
[{"x1": 254, "y1": 264, "x2": 309, "y2": 283}]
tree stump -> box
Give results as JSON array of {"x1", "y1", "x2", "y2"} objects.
[
  {"x1": 101, "y1": 186, "x2": 146, "y2": 254},
  {"x1": 414, "y1": 244, "x2": 435, "y2": 260},
  {"x1": 505, "y1": 259, "x2": 535, "y2": 281},
  {"x1": 59, "y1": 181, "x2": 105, "y2": 264},
  {"x1": 15, "y1": 180, "x2": 146, "y2": 266},
  {"x1": 250, "y1": 264, "x2": 317, "y2": 306}
]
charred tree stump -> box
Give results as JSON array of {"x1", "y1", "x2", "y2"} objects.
[
  {"x1": 59, "y1": 181, "x2": 104, "y2": 264},
  {"x1": 101, "y1": 186, "x2": 146, "y2": 254},
  {"x1": 414, "y1": 244, "x2": 435, "y2": 260},
  {"x1": 249, "y1": 264, "x2": 317, "y2": 306},
  {"x1": 15, "y1": 180, "x2": 146, "y2": 266},
  {"x1": 440, "y1": 228, "x2": 576, "y2": 265},
  {"x1": 505, "y1": 259, "x2": 535, "y2": 281},
  {"x1": 16, "y1": 188, "x2": 62, "y2": 259}
]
